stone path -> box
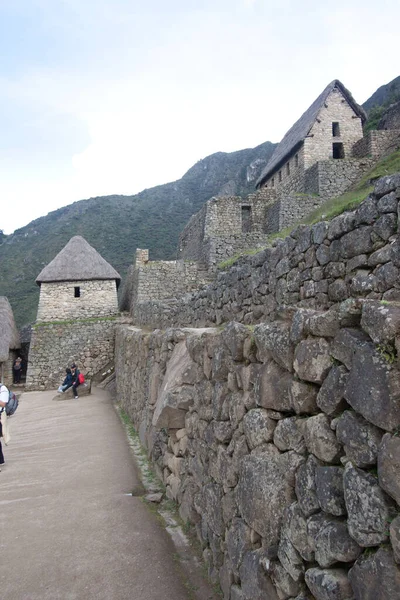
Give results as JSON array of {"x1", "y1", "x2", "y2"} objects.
[{"x1": 0, "y1": 388, "x2": 215, "y2": 600}]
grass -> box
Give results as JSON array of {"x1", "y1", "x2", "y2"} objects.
[
  {"x1": 304, "y1": 148, "x2": 400, "y2": 225},
  {"x1": 217, "y1": 246, "x2": 267, "y2": 270}
]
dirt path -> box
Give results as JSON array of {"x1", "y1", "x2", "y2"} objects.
[{"x1": 0, "y1": 388, "x2": 217, "y2": 600}]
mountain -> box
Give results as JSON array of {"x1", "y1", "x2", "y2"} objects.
[
  {"x1": 362, "y1": 75, "x2": 400, "y2": 131},
  {"x1": 0, "y1": 141, "x2": 276, "y2": 327}
]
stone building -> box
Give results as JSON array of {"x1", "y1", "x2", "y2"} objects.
[
  {"x1": 0, "y1": 297, "x2": 21, "y2": 386},
  {"x1": 35, "y1": 235, "x2": 120, "y2": 321},
  {"x1": 26, "y1": 236, "x2": 121, "y2": 390},
  {"x1": 256, "y1": 79, "x2": 367, "y2": 193},
  {"x1": 179, "y1": 189, "x2": 275, "y2": 269}
]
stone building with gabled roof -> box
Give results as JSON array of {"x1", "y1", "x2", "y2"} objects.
[
  {"x1": 27, "y1": 236, "x2": 121, "y2": 390},
  {"x1": 36, "y1": 235, "x2": 120, "y2": 322},
  {"x1": 0, "y1": 296, "x2": 21, "y2": 385},
  {"x1": 256, "y1": 79, "x2": 367, "y2": 193}
]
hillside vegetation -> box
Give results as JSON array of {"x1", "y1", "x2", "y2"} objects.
[{"x1": 0, "y1": 141, "x2": 276, "y2": 327}]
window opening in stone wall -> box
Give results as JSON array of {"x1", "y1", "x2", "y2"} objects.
[
  {"x1": 241, "y1": 206, "x2": 252, "y2": 233},
  {"x1": 286, "y1": 162, "x2": 290, "y2": 176},
  {"x1": 279, "y1": 170, "x2": 282, "y2": 182},
  {"x1": 74, "y1": 286, "x2": 81, "y2": 298},
  {"x1": 332, "y1": 142, "x2": 345, "y2": 159},
  {"x1": 295, "y1": 153, "x2": 299, "y2": 167},
  {"x1": 332, "y1": 122, "x2": 340, "y2": 137}
]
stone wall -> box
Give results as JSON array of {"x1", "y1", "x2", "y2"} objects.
[
  {"x1": 304, "y1": 158, "x2": 375, "y2": 198},
  {"x1": 352, "y1": 129, "x2": 400, "y2": 159},
  {"x1": 179, "y1": 190, "x2": 276, "y2": 268},
  {"x1": 132, "y1": 174, "x2": 400, "y2": 330},
  {"x1": 265, "y1": 194, "x2": 326, "y2": 234},
  {"x1": 36, "y1": 279, "x2": 119, "y2": 321},
  {"x1": 26, "y1": 318, "x2": 117, "y2": 390},
  {"x1": 115, "y1": 299, "x2": 400, "y2": 600}
]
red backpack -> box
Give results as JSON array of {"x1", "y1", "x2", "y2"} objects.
[{"x1": 78, "y1": 373, "x2": 85, "y2": 384}]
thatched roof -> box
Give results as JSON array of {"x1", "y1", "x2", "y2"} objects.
[
  {"x1": 36, "y1": 236, "x2": 121, "y2": 286},
  {"x1": 256, "y1": 80, "x2": 367, "y2": 187},
  {"x1": 0, "y1": 297, "x2": 21, "y2": 362}
]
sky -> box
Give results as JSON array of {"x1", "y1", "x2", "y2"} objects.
[{"x1": 1, "y1": 0, "x2": 399, "y2": 234}]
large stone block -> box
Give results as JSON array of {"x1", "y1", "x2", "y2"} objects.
[
  {"x1": 348, "y1": 547, "x2": 400, "y2": 600},
  {"x1": 344, "y1": 341, "x2": 400, "y2": 432},
  {"x1": 253, "y1": 321, "x2": 294, "y2": 371},
  {"x1": 316, "y1": 365, "x2": 348, "y2": 416},
  {"x1": 254, "y1": 361, "x2": 293, "y2": 411},
  {"x1": 295, "y1": 454, "x2": 322, "y2": 517},
  {"x1": 315, "y1": 466, "x2": 346, "y2": 516},
  {"x1": 239, "y1": 550, "x2": 279, "y2": 600},
  {"x1": 361, "y1": 300, "x2": 400, "y2": 344},
  {"x1": 242, "y1": 408, "x2": 276, "y2": 450},
  {"x1": 303, "y1": 414, "x2": 342, "y2": 463},
  {"x1": 378, "y1": 433, "x2": 400, "y2": 505},
  {"x1": 152, "y1": 341, "x2": 198, "y2": 429},
  {"x1": 314, "y1": 518, "x2": 361, "y2": 568},
  {"x1": 305, "y1": 567, "x2": 353, "y2": 600},
  {"x1": 343, "y1": 462, "x2": 394, "y2": 546},
  {"x1": 294, "y1": 338, "x2": 331, "y2": 384},
  {"x1": 237, "y1": 451, "x2": 304, "y2": 547},
  {"x1": 336, "y1": 411, "x2": 383, "y2": 468},
  {"x1": 221, "y1": 321, "x2": 252, "y2": 362}
]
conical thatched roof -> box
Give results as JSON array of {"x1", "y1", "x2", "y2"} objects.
[
  {"x1": 36, "y1": 236, "x2": 121, "y2": 286},
  {"x1": 0, "y1": 297, "x2": 21, "y2": 362},
  {"x1": 256, "y1": 80, "x2": 367, "y2": 187}
]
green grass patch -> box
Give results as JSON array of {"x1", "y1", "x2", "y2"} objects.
[
  {"x1": 33, "y1": 315, "x2": 119, "y2": 327},
  {"x1": 217, "y1": 246, "x2": 267, "y2": 270}
]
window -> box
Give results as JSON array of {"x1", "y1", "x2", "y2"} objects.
[
  {"x1": 332, "y1": 122, "x2": 340, "y2": 137},
  {"x1": 74, "y1": 286, "x2": 81, "y2": 298},
  {"x1": 286, "y1": 162, "x2": 290, "y2": 176},
  {"x1": 295, "y1": 153, "x2": 299, "y2": 167},
  {"x1": 332, "y1": 142, "x2": 345, "y2": 159},
  {"x1": 278, "y1": 170, "x2": 282, "y2": 182},
  {"x1": 241, "y1": 206, "x2": 252, "y2": 233}
]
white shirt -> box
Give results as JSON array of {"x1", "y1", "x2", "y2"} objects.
[{"x1": 0, "y1": 384, "x2": 9, "y2": 410}]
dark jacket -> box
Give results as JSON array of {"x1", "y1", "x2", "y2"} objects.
[
  {"x1": 62, "y1": 372, "x2": 73, "y2": 387},
  {"x1": 71, "y1": 369, "x2": 80, "y2": 386}
]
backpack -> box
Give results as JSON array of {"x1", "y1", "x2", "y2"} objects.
[
  {"x1": 6, "y1": 391, "x2": 19, "y2": 417},
  {"x1": 78, "y1": 373, "x2": 85, "y2": 384}
]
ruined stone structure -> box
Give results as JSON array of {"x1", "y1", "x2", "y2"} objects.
[
  {"x1": 179, "y1": 189, "x2": 275, "y2": 270},
  {"x1": 378, "y1": 99, "x2": 400, "y2": 131},
  {"x1": 116, "y1": 173, "x2": 400, "y2": 600},
  {"x1": 0, "y1": 296, "x2": 21, "y2": 386},
  {"x1": 26, "y1": 236, "x2": 121, "y2": 390}
]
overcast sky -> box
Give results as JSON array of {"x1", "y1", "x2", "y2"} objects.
[{"x1": 1, "y1": 0, "x2": 399, "y2": 234}]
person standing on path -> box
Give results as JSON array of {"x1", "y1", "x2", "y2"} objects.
[
  {"x1": 0, "y1": 383, "x2": 9, "y2": 469},
  {"x1": 13, "y1": 357, "x2": 22, "y2": 384},
  {"x1": 70, "y1": 363, "x2": 81, "y2": 399}
]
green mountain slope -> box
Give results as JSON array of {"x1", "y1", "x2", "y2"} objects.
[
  {"x1": 0, "y1": 141, "x2": 276, "y2": 327},
  {"x1": 363, "y1": 75, "x2": 400, "y2": 131}
]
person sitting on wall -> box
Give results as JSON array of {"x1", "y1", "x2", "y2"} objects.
[
  {"x1": 70, "y1": 363, "x2": 81, "y2": 399},
  {"x1": 13, "y1": 357, "x2": 22, "y2": 384},
  {"x1": 57, "y1": 368, "x2": 73, "y2": 393}
]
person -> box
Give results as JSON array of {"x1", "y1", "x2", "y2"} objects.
[
  {"x1": 13, "y1": 357, "x2": 22, "y2": 384},
  {"x1": 0, "y1": 382, "x2": 9, "y2": 470},
  {"x1": 57, "y1": 368, "x2": 73, "y2": 393},
  {"x1": 70, "y1": 363, "x2": 81, "y2": 399}
]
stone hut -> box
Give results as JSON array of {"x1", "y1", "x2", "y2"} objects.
[
  {"x1": 26, "y1": 236, "x2": 121, "y2": 390},
  {"x1": 256, "y1": 79, "x2": 367, "y2": 193},
  {"x1": 0, "y1": 297, "x2": 21, "y2": 386},
  {"x1": 35, "y1": 235, "x2": 120, "y2": 321}
]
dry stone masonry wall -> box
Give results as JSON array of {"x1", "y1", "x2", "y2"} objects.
[
  {"x1": 26, "y1": 318, "x2": 117, "y2": 389},
  {"x1": 36, "y1": 280, "x2": 119, "y2": 321},
  {"x1": 132, "y1": 174, "x2": 400, "y2": 330},
  {"x1": 115, "y1": 296, "x2": 400, "y2": 599}
]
